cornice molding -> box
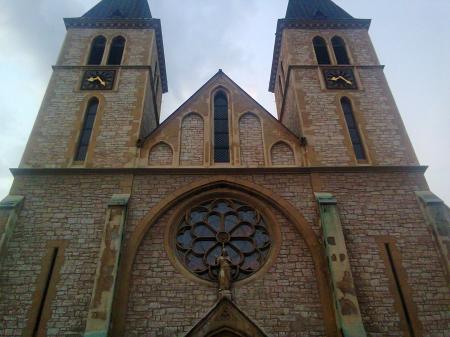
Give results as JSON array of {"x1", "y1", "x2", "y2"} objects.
[
  {"x1": 64, "y1": 17, "x2": 168, "y2": 93},
  {"x1": 52, "y1": 65, "x2": 152, "y2": 70},
  {"x1": 269, "y1": 18, "x2": 371, "y2": 92},
  {"x1": 10, "y1": 166, "x2": 428, "y2": 177}
]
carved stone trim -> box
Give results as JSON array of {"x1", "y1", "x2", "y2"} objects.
[
  {"x1": 0, "y1": 195, "x2": 24, "y2": 262},
  {"x1": 83, "y1": 194, "x2": 130, "y2": 337},
  {"x1": 315, "y1": 193, "x2": 367, "y2": 337},
  {"x1": 10, "y1": 165, "x2": 429, "y2": 176},
  {"x1": 184, "y1": 298, "x2": 268, "y2": 337},
  {"x1": 416, "y1": 191, "x2": 450, "y2": 282}
]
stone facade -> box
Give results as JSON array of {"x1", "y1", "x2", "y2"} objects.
[{"x1": 0, "y1": 1, "x2": 449, "y2": 337}]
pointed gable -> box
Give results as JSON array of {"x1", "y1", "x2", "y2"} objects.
[
  {"x1": 140, "y1": 70, "x2": 303, "y2": 168},
  {"x1": 286, "y1": 0, "x2": 353, "y2": 20},
  {"x1": 82, "y1": 0, "x2": 152, "y2": 19},
  {"x1": 185, "y1": 298, "x2": 268, "y2": 337}
]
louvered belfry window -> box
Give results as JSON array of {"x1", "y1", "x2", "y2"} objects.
[
  {"x1": 214, "y1": 92, "x2": 230, "y2": 163},
  {"x1": 313, "y1": 36, "x2": 331, "y2": 65},
  {"x1": 332, "y1": 36, "x2": 350, "y2": 65},
  {"x1": 107, "y1": 36, "x2": 126, "y2": 65},
  {"x1": 88, "y1": 36, "x2": 106, "y2": 65},
  {"x1": 341, "y1": 97, "x2": 366, "y2": 160},
  {"x1": 75, "y1": 98, "x2": 99, "y2": 161}
]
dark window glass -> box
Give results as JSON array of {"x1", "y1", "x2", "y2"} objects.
[
  {"x1": 341, "y1": 97, "x2": 366, "y2": 160},
  {"x1": 75, "y1": 98, "x2": 99, "y2": 161},
  {"x1": 313, "y1": 36, "x2": 331, "y2": 65},
  {"x1": 214, "y1": 92, "x2": 230, "y2": 163},
  {"x1": 88, "y1": 36, "x2": 106, "y2": 65},
  {"x1": 107, "y1": 36, "x2": 125, "y2": 65},
  {"x1": 332, "y1": 36, "x2": 350, "y2": 65}
]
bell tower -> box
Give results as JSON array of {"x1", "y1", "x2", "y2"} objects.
[
  {"x1": 270, "y1": 0, "x2": 417, "y2": 167},
  {"x1": 20, "y1": 0, "x2": 167, "y2": 168}
]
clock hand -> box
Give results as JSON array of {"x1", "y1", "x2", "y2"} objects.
[
  {"x1": 87, "y1": 76, "x2": 106, "y2": 87},
  {"x1": 338, "y1": 76, "x2": 352, "y2": 85}
]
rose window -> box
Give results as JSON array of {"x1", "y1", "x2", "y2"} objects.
[{"x1": 175, "y1": 198, "x2": 272, "y2": 282}]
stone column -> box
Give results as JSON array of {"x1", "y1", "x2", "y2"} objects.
[
  {"x1": 315, "y1": 193, "x2": 367, "y2": 337},
  {"x1": 84, "y1": 194, "x2": 130, "y2": 337},
  {"x1": 416, "y1": 191, "x2": 450, "y2": 282},
  {"x1": 0, "y1": 195, "x2": 24, "y2": 262}
]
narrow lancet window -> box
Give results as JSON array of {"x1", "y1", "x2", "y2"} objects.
[
  {"x1": 340, "y1": 97, "x2": 366, "y2": 160},
  {"x1": 313, "y1": 36, "x2": 331, "y2": 65},
  {"x1": 75, "y1": 98, "x2": 99, "y2": 161},
  {"x1": 332, "y1": 36, "x2": 350, "y2": 65},
  {"x1": 88, "y1": 36, "x2": 106, "y2": 65},
  {"x1": 214, "y1": 92, "x2": 230, "y2": 163},
  {"x1": 107, "y1": 36, "x2": 126, "y2": 65}
]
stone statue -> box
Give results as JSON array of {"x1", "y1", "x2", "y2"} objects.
[{"x1": 216, "y1": 249, "x2": 232, "y2": 298}]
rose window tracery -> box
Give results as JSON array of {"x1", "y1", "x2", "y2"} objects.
[{"x1": 175, "y1": 198, "x2": 272, "y2": 282}]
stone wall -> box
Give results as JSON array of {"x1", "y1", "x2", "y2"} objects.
[
  {"x1": 0, "y1": 174, "x2": 131, "y2": 337},
  {"x1": 276, "y1": 28, "x2": 418, "y2": 167},
  {"x1": 20, "y1": 28, "x2": 158, "y2": 169},
  {"x1": 1, "y1": 171, "x2": 449, "y2": 337}
]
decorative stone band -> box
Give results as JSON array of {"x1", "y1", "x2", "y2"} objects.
[
  {"x1": 416, "y1": 191, "x2": 450, "y2": 283},
  {"x1": 315, "y1": 193, "x2": 367, "y2": 337},
  {"x1": 83, "y1": 194, "x2": 130, "y2": 337},
  {"x1": 0, "y1": 195, "x2": 24, "y2": 262}
]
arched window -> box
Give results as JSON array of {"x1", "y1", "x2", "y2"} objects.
[
  {"x1": 313, "y1": 36, "x2": 331, "y2": 65},
  {"x1": 214, "y1": 92, "x2": 230, "y2": 163},
  {"x1": 87, "y1": 36, "x2": 106, "y2": 65},
  {"x1": 340, "y1": 97, "x2": 366, "y2": 160},
  {"x1": 332, "y1": 36, "x2": 350, "y2": 65},
  {"x1": 107, "y1": 36, "x2": 126, "y2": 65},
  {"x1": 75, "y1": 98, "x2": 99, "y2": 161}
]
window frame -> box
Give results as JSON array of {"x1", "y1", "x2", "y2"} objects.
[
  {"x1": 87, "y1": 35, "x2": 107, "y2": 65},
  {"x1": 339, "y1": 96, "x2": 368, "y2": 163},
  {"x1": 331, "y1": 36, "x2": 351, "y2": 65},
  {"x1": 313, "y1": 36, "x2": 332, "y2": 65},
  {"x1": 213, "y1": 90, "x2": 231, "y2": 164},
  {"x1": 74, "y1": 97, "x2": 100, "y2": 162},
  {"x1": 107, "y1": 35, "x2": 126, "y2": 65}
]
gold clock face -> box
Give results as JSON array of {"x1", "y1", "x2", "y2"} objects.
[
  {"x1": 81, "y1": 70, "x2": 115, "y2": 90},
  {"x1": 323, "y1": 68, "x2": 357, "y2": 90}
]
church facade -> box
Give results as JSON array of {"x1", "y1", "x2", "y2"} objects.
[{"x1": 1, "y1": 0, "x2": 449, "y2": 336}]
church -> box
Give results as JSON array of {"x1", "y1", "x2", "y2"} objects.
[{"x1": 1, "y1": 0, "x2": 449, "y2": 336}]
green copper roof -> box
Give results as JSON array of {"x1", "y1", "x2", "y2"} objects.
[
  {"x1": 286, "y1": 0, "x2": 353, "y2": 20},
  {"x1": 82, "y1": 0, "x2": 152, "y2": 19}
]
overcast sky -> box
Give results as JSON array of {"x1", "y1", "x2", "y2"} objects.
[{"x1": 0, "y1": 0, "x2": 449, "y2": 204}]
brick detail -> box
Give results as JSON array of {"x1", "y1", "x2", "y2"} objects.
[
  {"x1": 271, "y1": 142, "x2": 295, "y2": 166},
  {"x1": 180, "y1": 113, "x2": 204, "y2": 166},
  {"x1": 239, "y1": 113, "x2": 265, "y2": 167},
  {"x1": 148, "y1": 142, "x2": 173, "y2": 166}
]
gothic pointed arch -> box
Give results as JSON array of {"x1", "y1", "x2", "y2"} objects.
[{"x1": 112, "y1": 176, "x2": 338, "y2": 337}]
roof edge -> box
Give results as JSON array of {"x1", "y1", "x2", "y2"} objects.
[
  {"x1": 269, "y1": 18, "x2": 371, "y2": 92},
  {"x1": 64, "y1": 17, "x2": 168, "y2": 93}
]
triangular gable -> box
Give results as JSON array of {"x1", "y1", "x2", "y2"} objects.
[
  {"x1": 185, "y1": 298, "x2": 268, "y2": 337},
  {"x1": 142, "y1": 69, "x2": 300, "y2": 144}
]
